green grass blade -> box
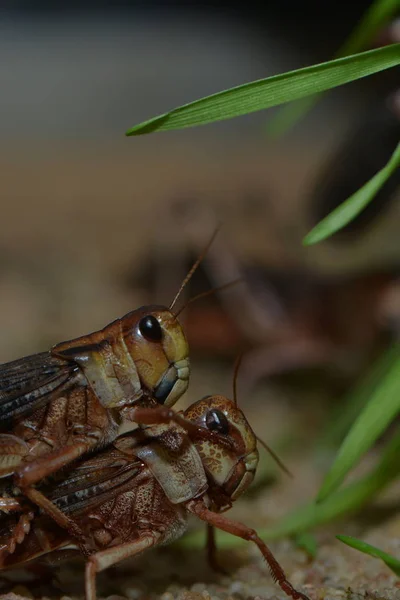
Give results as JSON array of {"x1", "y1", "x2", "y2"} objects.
[
  {"x1": 317, "y1": 344, "x2": 400, "y2": 450},
  {"x1": 337, "y1": 535, "x2": 400, "y2": 576},
  {"x1": 267, "y1": 0, "x2": 400, "y2": 137},
  {"x1": 126, "y1": 44, "x2": 400, "y2": 135},
  {"x1": 303, "y1": 140, "x2": 400, "y2": 245},
  {"x1": 316, "y1": 356, "x2": 400, "y2": 502},
  {"x1": 178, "y1": 432, "x2": 400, "y2": 547}
]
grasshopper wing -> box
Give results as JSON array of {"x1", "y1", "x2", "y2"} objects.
[
  {"x1": 45, "y1": 444, "x2": 144, "y2": 516},
  {"x1": 0, "y1": 351, "x2": 78, "y2": 426}
]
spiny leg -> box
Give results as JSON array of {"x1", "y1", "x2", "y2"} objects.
[
  {"x1": 85, "y1": 534, "x2": 158, "y2": 600},
  {"x1": 6, "y1": 511, "x2": 34, "y2": 555},
  {"x1": 0, "y1": 495, "x2": 33, "y2": 559},
  {"x1": 189, "y1": 500, "x2": 310, "y2": 600}
]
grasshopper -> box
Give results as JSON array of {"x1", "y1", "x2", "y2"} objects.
[
  {"x1": 0, "y1": 393, "x2": 309, "y2": 600},
  {"x1": 0, "y1": 232, "x2": 224, "y2": 542}
]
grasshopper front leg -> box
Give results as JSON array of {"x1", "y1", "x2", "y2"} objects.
[
  {"x1": 189, "y1": 500, "x2": 310, "y2": 600},
  {"x1": 127, "y1": 406, "x2": 232, "y2": 450}
]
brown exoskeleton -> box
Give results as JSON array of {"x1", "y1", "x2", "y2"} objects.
[
  {"x1": 0, "y1": 393, "x2": 309, "y2": 600},
  {"x1": 0, "y1": 233, "x2": 224, "y2": 541}
]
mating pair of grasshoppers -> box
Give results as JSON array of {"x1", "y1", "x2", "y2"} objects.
[{"x1": 0, "y1": 234, "x2": 310, "y2": 600}]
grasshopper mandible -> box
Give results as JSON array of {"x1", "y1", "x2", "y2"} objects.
[
  {"x1": 0, "y1": 392, "x2": 309, "y2": 600},
  {"x1": 0, "y1": 232, "x2": 224, "y2": 541}
]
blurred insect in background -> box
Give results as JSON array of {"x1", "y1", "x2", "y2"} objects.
[{"x1": 139, "y1": 87, "x2": 400, "y2": 396}]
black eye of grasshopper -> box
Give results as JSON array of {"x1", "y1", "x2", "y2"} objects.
[
  {"x1": 139, "y1": 316, "x2": 163, "y2": 342},
  {"x1": 206, "y1": 409, "x2": 229, "y2": 435}
]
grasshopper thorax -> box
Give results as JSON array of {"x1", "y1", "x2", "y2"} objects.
[{"x1": 53, "y1": 305, "x2": 189, "y2": 411}]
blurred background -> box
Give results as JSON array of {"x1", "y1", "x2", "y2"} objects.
[{"x1": 0, "y1": 2, "x2": 400, "y2": 596}]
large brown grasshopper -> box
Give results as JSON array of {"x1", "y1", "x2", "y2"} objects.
[
  {"x1": 0, "y1": 393, "x2": 309, "y2": 600},
  {"x1": 0, "y1": 233, "x2": 225, "y2": 541}
]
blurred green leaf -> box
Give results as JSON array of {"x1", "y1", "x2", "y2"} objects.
[
  {"x1": 267, "y1": 0, "x2": 400, "y2": 137},
  {"x1": 126, "y1": 45, "x2": 400, "y2": 135},
  {"x1": 317, "y1": 355, "x2": 400, "y2": 501},
  {"x1": 303, "y1": 140, "x2": 400, "y2": 245},
  {"x1": 317, "y1": 344, "x2": 400, "y2": 449},
  {"x1": 293, "y1": 532, "x2": 318, "y2": 559},
  {"x1": 337, "y1": 0, "x2": 400, "y2": 56},
  {"x1": 337, "y1": 535, "x2": 400, "y2": 576}
]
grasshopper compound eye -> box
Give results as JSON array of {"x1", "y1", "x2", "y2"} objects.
[
  {"x1": 206, "y1": 409, "x2": 229, "y2": 435},
  {"x1": 139, "y1": 316, "x2": 163, "y2": 342}
]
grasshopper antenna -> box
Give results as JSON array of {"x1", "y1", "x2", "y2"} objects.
[
  {"x1": 169, "y1": 225, "x2": 220, "y2": 312},
  {"x1": 232, "y1": 353, "x2": 293, "y2": 478},
  {"x1": 256, "y1": 436, "x2": 293, "y2": 478},
  {"x1": 173, "y1": 279, "x2": 242, "y2": 318},
  {"x1": 232, "y1": 353, "x2": 244, "y2": 407}
]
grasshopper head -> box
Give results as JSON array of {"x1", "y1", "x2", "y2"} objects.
[{"x1": 184, "y1": 395, "x2": 258, "y2": 509}]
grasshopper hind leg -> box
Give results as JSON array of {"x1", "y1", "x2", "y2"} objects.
[{"x1": 85, "y1": 534, "x2": 158, "y2": 600}]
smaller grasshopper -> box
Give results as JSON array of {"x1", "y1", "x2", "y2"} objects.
[{"x1": 0, "y1": 392, "x2": 309, "y2": 600}]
